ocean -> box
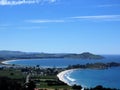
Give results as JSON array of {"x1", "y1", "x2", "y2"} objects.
[
  {"x1": 2, "y1": 55, "x2": 120, "y2": 67},
  {"x1": 68, "y1": 67, "x2": 120, "y2": 89},
  {"x1": 2, "y1": 55, "x2": 120, "y2": 89}
]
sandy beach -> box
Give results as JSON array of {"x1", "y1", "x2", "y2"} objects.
[
  {"x1": 0, "y1": 59, "x2": 26, "y2": 67},
  {"x1": 57, "y1": 69, "x2": 86, "y2": 90},
  {"x1": 57, "y1": 69, "x2": 77, "y2": 86},
  {"x1": 1, "y1": 60, "x2": 17, "y2": 65}
]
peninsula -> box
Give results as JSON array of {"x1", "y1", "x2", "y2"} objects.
[{"x1": 0, "y1": 50, "x2": 104, "y2": 61}]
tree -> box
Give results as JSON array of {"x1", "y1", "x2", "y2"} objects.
[
  {"x1": 72, "y1": 84, "x2": 82, "y2": 90},
  {"x1": 27, "y1": 80, "x2": 36, "y2": 90}
]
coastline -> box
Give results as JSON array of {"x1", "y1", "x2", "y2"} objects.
[
  {"x1": 57, "y1": 69, "x2": 77, "y2": 86},
  {"x1": 1, "y1": 60, "x2": 15, "y2": 64},
  {"x1": 0, "y1": 59, "x2": 11, "y2": 65},
  {"x1": 0, "y1": 59, "x2": 23, "y2": 67},
  {"x1": 0, "y1": 59, "x2": 32, "y2": 67},
  {"x1": 0, "y1": 58, "x2": 42, "y2": 65},
  {"x1": 0, "y1": 59, "x2": 18, "y2": 65},
  {"x1": 1, "y1": 58, "x2": 120, "y2": 89},
  {"x1": 57, "y1": 69, "x2": 86, "y2": 90}
]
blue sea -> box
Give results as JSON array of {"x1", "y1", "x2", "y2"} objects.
[
  {"x1": 2, "y1": 55, "x2": 120, "y2": 67},
  {"x1": 2, "y1": 55, "x2": 120, "y2": 89},
  {"x1": 68, "y1": 67, "x2": 120, "y2": 89}
]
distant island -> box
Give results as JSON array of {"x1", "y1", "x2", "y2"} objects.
[{"x1": 0, "y1": 50, "x2": 104, "y2": 61}]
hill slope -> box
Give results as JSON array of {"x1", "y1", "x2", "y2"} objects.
[{"x1": 0, "y1": 51, "x2": 104, "y2": 60}]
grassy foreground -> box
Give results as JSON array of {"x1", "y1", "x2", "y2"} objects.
[
  {"x1": 0, "y1": 67, "x2": 72, "y2": 90},
  {"x1": 33, "y1": 75, "x2": 72, "y2": 90}
]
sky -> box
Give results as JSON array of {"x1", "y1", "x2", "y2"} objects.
[{"x1": 0, "y1": 0, "x2": 120, "y2": 54}]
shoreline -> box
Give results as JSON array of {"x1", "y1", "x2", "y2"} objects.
[
  {"x1": 0, "y1": 59, "x2": 67, "y2": 68},
  {"x1": 0, "y1": 58, "x2": 45, "y2": 65},
  {"x1": 57, "y1": 69, "x2": 86, "y2": 90},
  {"x1": 1, "y1": 59, "x2": 120, "y2": 89},
  {"x1": 57, "y1": 69, "x2": 78, "y2": 86},
  {"x1": 0, "y1": 59, "x2": 21, "y2": 66},
  {"x1": 1, "y1": 60, "x2": 17, "y2": 65}
]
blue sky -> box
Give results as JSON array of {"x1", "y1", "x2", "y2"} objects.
[{"x1": 0, "y1": 0, "x2": 120, "y2": 54}]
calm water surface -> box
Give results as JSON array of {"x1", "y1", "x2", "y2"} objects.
[
  {"x1": 3, "y1": 55, "x2": 120, "y2": 67},
  {"x1": 69, "y1": 67, "x2": 120, "y2": 89}
]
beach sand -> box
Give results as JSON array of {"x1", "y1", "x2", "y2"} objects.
[
  {"x1": 57, "y1": 69, "x2": 85, "y2": 90},
  {"x1": 1, "y1": 60, "x2": 18, "y2": 64},
  {"x1": 57, "y1": 69, "x2": 76, "y2": 86}
]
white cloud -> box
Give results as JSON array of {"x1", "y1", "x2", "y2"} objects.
[
  {"x1": 71, "y1": 15, "x2": 120, "y2": 21},
  {"x1": 26, "y1": 15, "x2": 120, "y2": 24},
  {"x1": 17, "y1": 26, "x2": 44, "y2": 29},
  {"x1": 0, "y1": 0, "x2": 58, "y2": 5},
  {"x1": 26, "y1": 19, "x2": 65, "y2": 23},
  {"x1": 0, "y1": 23, "x2": 45, "y2": 30}
]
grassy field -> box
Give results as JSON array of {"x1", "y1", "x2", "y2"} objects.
[
  {"x1": 0, "y1": 69, "x2": 72, "y2": 90},
  {"x1": 32, "y1": 75, "x2": 72, "y2": 90},
  {"x1": 0, "y1": 69, "x2": 26, "y2": 79}
]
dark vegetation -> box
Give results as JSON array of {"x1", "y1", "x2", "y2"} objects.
[
  {"x1": 0, "y1": 76, "x2": 36, "y2": 90},
  {"x1": 72, "y1": 85, "x2": 118, "y2": 90},
  {"x1": 0, "y1": 66, "x2": 71, "y2": 90},
  {"x1": 63, "y1": 52, "x2": 104, "y2": 59},
  {"x1": 0, "y1": 76, "x2": 118, "y2": 90},
  {"x1": 87, "y1": 85, "x2": 117, "y2": 90},
  {"x1": 67, "y1": 62, "x2": 120, "y2": 69}
]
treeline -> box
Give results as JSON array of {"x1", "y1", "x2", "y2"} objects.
[
  {"x1": 72, "y1": 85, "x2": 118, "y2": 90},
  {"x1": 0, "y1": 77, "x2": 35, "y2": 90},
  {"x1": 67, "y1": 62, "x2": 120, "y2": 69}
]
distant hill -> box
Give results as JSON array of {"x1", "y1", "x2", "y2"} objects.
[
  {"x1": 0, "y1": 50, "x2": 104, "y2": 60},
  {"x1": 0, "y1": 50, "x2": 26, "y2": 56},
  {"x1": 63, "y1": 52, "x2": 104, "y2": 59}
]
